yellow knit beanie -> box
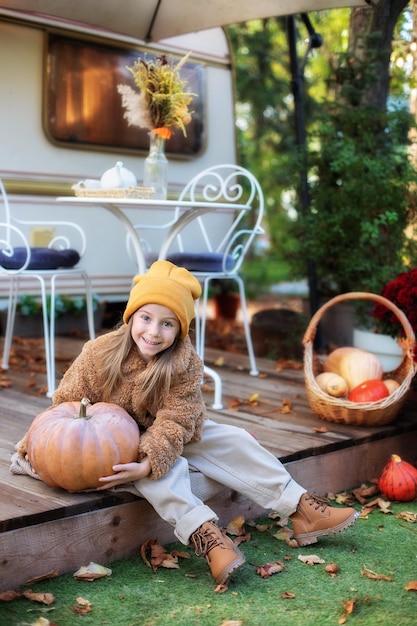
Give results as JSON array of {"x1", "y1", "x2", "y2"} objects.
[{"x1": 123, "y1": 261, "x2": 202, "y2": 338}]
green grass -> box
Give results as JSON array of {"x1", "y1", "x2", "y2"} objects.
[{"x1": 1, "y1": 498, "x2": 417, "y2": 626}]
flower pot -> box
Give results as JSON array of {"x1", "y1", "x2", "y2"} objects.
[
  {"x1": 250, "y1": 308, "x2": 305, "y2": 359},
  {"x1": 213, "y1": 293, "x2": 240, "y2": 320},
  {"x1": 353, "y1": 328, "x2": 403, "y2": 372}
]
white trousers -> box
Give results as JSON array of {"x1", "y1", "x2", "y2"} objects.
[{"x1": 131, "y1": 419, "x2": 306, "y2": 544}]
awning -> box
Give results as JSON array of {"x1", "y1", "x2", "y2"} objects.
[{"x1": 0, "y1": 0, "x2": 368, "y2": 43}]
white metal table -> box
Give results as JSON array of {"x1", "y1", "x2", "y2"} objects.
[{"x1": 56, "y1": 196, "x2": 248, "y2": 274}]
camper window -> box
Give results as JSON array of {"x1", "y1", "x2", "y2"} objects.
[{"x1": 44, "y1": 35, "x2": 205, "y2": 158}]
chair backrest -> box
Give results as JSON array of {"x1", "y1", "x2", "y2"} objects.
[
  {"x1": 174, "y1": 164, "x2": 265, "y2": 275},
  {"x1": 0, "y1": 178, "x2": 86, "y2": 274}
]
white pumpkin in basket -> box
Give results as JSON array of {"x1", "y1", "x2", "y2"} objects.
[{"x1": 323, "y1": 347, "x2": 383, "y2": 391}]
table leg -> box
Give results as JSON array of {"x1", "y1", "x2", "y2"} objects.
[
  {"x1": 104, "y1": 203, "x2": 147, "y2": 274},
  {"x1": 157, "y1": 207, "x2": 212, "y2": 261}
]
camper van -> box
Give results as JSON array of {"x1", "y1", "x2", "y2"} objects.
[
  {"x1": 0, "y1": 8, "x2": 237, "y2": 301},
  {"x1": 0, "y1": 1, "x2": 366, "y2": 306}
]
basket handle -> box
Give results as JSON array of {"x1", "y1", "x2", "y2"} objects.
[{"x1": 302, "y1": 291, "x2": 415, "y2": 347}]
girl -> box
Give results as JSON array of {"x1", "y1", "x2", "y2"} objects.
[{"x1": 17, "y1": 261, "x2": 358, "y2": 585}]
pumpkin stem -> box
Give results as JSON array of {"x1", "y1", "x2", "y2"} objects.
[
  {"x1": 391, "y1": 453, "x2": 402, "y2": 463},
  {"x1": 78, "y1": 397, "x2": 91, "y2": 419}
]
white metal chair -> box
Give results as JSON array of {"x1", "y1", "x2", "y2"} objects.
[
  {"x1": 164, "y1": 164, "x2": 264, "y2": 376},
  {"x1": 0, "y1": 178, "x2": 95, "y2": 397},
  {"x1": 140, "y1": 164, "x2": 264, "y2": 378}
]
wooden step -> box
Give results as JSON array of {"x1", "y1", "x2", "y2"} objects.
[{"x1": 1, "y1": 337, "x2": 416, "y2": 590}]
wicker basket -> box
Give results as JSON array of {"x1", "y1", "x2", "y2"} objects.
[
  {"x1": 72, "y1": 184, "x2": 155, "y2": 199},
  {"x1": 302, "y1": 292, "x2": 416, "y2": 426}
]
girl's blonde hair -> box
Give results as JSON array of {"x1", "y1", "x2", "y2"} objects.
[{"x1": 95, "y1": 319, "x2": 179, "y2": 412}]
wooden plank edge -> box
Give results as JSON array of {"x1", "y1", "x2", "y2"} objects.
[
  {"x1": 1, "y1": 430, "x2": 416, "y2": 591},
  {"x1": 0, "y1": 488, "x2": 265, "y2": 592}
]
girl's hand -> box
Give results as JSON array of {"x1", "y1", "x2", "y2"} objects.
[{"x1": 97, "y1": 457, "x2": 151, "y2": 490}]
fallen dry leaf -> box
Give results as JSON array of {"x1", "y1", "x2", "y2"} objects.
[
  {"x1": 140, "y1": 537, "x2": 156, "y2": 568},
  {"x1": 331, "y1": 491, "x2": 356, "y2": 507},
  {"x1": 172, "y1": 550, "x2": 190, "y2": 559},
  {"x1": 352, "y1": 483, "x2": 379, "y2": 504},
  {"x1": 281, "y1": 591, "x2": 296, "y2": 599},
  {"x1": 404, "y1": 581, "x2": 417, "y2": 591},
  {"x1": 312, "y1": 425, "x2": 328, "y2": 433},
  {"x1": 342, "y1": 599, "x2": 355, "y2": 614},
  {"x1": 159, "y1": 554, "x2": 180, "y2": 569},
  {"x1": 277, "y1": 399, "x2": 292, "y2": 414},
  {"x1": 228, "y1": 398, "x2": 242, "y2": 411},
  {"x1": 140, "y1": 537, "x2": 190, "y2": 571},
  {"x1": 256, "y1": 561, "x2": 285, "y2": 578},
  {"x1": 298, "y1": 554, "x2": 325, "y2": 566},
  {"x1": 149, "y1": 540, "x2": 177, "y2": 569},
  {"x1": 214, "y1": 582, "x2": 229, "y2": 593},
  {"x1": 22, "y1": 590, "x2": 55, "y2": 605},
  {"x1": 397, "y1": 511, "x2": 417, "y2": 523},
  {"x1": 360, "y1": 497, "x2": 392, "y2": 518},
  {"x1": 339, "y1": 598, "x2": 356, "y2": 624},
  {"x1": 375, "y1": 498, "x2": 392, "y2": 514},
  {"x1": 361, "y1": 566, "x2": 393, "y2": 582},
  {"x1": 29, "y1": 618, "x2": 52, "y2": 626},
  {"x1": 275, "y1": 359, "x2": 303, "y2": 371},
  {"x1": 325, "y1": 562, "x2": 340, "y2": 577},
  {"x1": 73, "y1": 562, "x2": 112, "y2": 581},
  {"x1": 235, "y1": 533, "x2": 251, "y2": 546},
  {"x1": 272, "y1": 525, "x2": 298, "y2": 547},
  {"x1": 0, "y1": 590, "x2": 21, "y2": 602},
  {"x1": 25, "y1": 568, "x2": 60, "y2": 585},
  {"x1": 226, "y1": 515, "x2": 246, "y2": 536},
  {"x1": 219, "y1": 621, "x2": 242, "y2": 625},
  {"x1": 399, "y1": 522, "x2": 417, "y2": 533},
  {"x1": 71, "y1": 596, "x2": 92, "y2": 615},
  {"x1": 228, "y1": 394, "x2": 261, "y2": 410}
]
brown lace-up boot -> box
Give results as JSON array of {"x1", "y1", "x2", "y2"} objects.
[
  {"x1": 191, "y1": 521, "x2": 245, "y2": 584},
  {"x1": 290, "y1": 493, "x2": 359, "y2": 546}
]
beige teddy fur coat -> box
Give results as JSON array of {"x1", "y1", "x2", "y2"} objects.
[{"x1": 18, "y1": 329, "x2": 206, "y2": 481}]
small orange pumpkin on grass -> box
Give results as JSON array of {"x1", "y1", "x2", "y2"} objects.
[{"x1": 378, "y1": 454, "x2": 417, "y2": 502}]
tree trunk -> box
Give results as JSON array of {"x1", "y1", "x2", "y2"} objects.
[
  {"x1": 349, "y1": 0, "x2": 409, "y2": 109},
  {"x1": 409, "y1": 1, "x2": 417, "y2": 167}
]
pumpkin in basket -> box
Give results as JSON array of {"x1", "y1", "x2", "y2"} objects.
[
  {"x1": 303, "y1": 292, "x2": 417, "y2": 427},
  {"x1": 26, "y1": 398, "x2": 140, "y2": 491},
  {"x1": 323, "y1": 347, "x2": 383, "y2": 391}
]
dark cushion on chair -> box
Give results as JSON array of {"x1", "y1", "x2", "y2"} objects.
[
  {"x1": 160, "y1": 252, "x2": 234, "y2": 273},
  {"x1": 0, "y1": 247, "x2": 80, "y2": 270}
]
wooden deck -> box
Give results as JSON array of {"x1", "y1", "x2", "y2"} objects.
[{"x1": 1, "y1": 334, "x2": 417, "y2": 591}]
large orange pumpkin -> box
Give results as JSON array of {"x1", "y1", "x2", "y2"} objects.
[{"x1": 26, "y1": 398, "x2": 140, "y2": 491}]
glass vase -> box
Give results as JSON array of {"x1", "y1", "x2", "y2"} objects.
[{"x1": 143, "y1": 132, "x2": 168, "y2": 200}]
